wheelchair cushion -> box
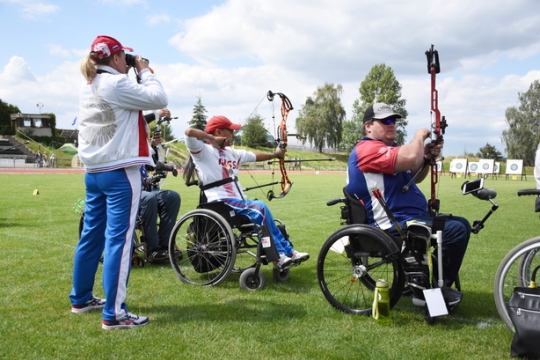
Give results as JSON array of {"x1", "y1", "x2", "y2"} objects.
[{"x1": 197, "y1": 202, "x2": 251, "y2": 228}]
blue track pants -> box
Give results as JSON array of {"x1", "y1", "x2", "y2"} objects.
[{"x1": 69, "y1": 166, "x2": 141, "y2": 321}]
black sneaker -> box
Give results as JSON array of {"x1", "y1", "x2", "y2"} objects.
[
  {"x1": 412, "y1": 287, "x2": 462, "y2": 308},
  {"x1": 172, "y1": 249, "x2": 183, "y2": 260},
  {"x1": 444, "y1": 287, "x2": 462, "y2": 309},
  {"x1": 160, "y1": 247, "x2": 183, "y2": 260},
  {"x1": 147, "y1": 249, "x2": 168, "y2": 262}
]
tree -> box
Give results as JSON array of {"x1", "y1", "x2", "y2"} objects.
[
  {"x1": 189, "y1": 95, "x2": 208, "y2": 131},
  {"x1": 349, "y1": 64, "x2": 408, "y2": 148},
  {"x1": 502, "y1": 80, "x2": 540, "y2": 165},
  {"x1": 476, "y1": 143, "x2": 503, "y2": 161},
  {"x1": 295, "y1": 83, "x2": 346, "y2": 152},
  {"x1": 0, "y1": 98, "x2": 20, "y2": 135},
  {"x1": 241, "y1": 113, "x2": 270, "y2": 147},
  {"x1": 340, "y1": 120, "x2": 362, "y2": 151}
]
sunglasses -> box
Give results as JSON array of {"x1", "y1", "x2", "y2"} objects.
[{"x1": 375, "y1": 117, "x2": 397, "y2": 125}]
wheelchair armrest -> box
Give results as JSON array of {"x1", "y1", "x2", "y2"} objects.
[{"x1": 327, "y1": 198, "x2": 345, "y2": 206}]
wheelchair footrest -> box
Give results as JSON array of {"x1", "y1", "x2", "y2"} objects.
[{"x1": 404, "y1": 265, "x2": 431, "y2": 293}]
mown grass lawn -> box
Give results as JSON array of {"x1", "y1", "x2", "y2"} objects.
[{"x1": 0, "y1": 170, "x2": 534, "y2": 359}]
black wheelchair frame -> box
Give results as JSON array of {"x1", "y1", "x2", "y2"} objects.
[
  {"x1": 167, "y1": 177, "x2": 297, "y2": 290},
  {"x1": 316, "y1": 186, "x2": 494, "y2": 323}
]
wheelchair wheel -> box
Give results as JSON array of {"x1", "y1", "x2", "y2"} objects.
[
  {"x1": 168, "y1": 209, "x2": 236, "y2": 286},
  {"x1": 132, "y1": 218, "x2": 146, "y2": 267},
  {"x1": 494, "y1": 236, "x2": 540, "y2": 332},
  {"x1": 78, "y1": 214, "x2": 84, "y2": 237},
  {"x1": 273, "y1": 267, "x2": 290, "y2": 283},
  {"x1": 317, "y1": 224, "x2": 405, "y2": 315},
  {"x1": 239, "y1": 268, "x2": 266, "y2": 291}
]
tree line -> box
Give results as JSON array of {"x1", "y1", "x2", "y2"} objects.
[
  {"x1": 2, "y1": 65, "x2": 537, "y2": 163},
  {"x1": 187, "y1": 63, "x2": 532, "y2": 164}
]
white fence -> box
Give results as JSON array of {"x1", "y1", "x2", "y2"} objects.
[{"x1": 0, "y1": 157, "x2": 36, "y2": 168}]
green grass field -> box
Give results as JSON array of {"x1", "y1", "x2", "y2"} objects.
[{"x1": 0, "y1": 170, "x2": 536, "y2": 359}]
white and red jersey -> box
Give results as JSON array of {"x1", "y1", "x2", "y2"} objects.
[
  {"x1": 185, "y1": 135, "x2": 256, "y2": 202},
  {"x1": 346, "y1": 137, "x2": 428, "y2": 230}
]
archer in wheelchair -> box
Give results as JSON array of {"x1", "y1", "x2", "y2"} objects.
[
  {"x1": 167, "y1": 115, "x2": 309, "y2": 290},
  {"x1": 138, "y1": 109, "x2": 182, "y2": 263},
  {"x1": 139, "y1": 165, "x2": 181, "y2": 263},
  {"x1": 317, "y1": 103, "x2": 498, "y2": 322}
]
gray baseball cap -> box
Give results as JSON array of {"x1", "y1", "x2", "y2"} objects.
[{"x1": 363, "y1": 103, "x2": 402, "y2": 122}]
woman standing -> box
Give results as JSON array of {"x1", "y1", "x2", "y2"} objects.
[{"x1": 69, "y1": 35, "x2": 168, "y2": 330}]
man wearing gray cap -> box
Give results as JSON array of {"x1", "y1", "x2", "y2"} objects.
[{"x1": 345, "y1": 102, "x2": 471, "y2": 308}]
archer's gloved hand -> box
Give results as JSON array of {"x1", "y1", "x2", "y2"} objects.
[{"x1": 274, "y1": 145, "x2": 286, "y2": 159}]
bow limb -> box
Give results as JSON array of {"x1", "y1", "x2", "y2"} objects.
[
  {"x1": 266, "y1": 90, "x2": 294, "y2": 200},
  {"x1": 266, "y1": 158, "x2": 293, "y2": 201}
]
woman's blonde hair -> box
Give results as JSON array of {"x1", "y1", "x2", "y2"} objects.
[{"x1": 79, "y1": 53, "x2": 111, "y2": 82}]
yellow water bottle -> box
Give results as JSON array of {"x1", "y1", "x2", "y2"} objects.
[{"x1": 372, "y1": 279, "x2": 391, "y2": 325}]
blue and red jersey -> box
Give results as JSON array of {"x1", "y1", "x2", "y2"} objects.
[{"x1": 346, "y1": 137, "x2": 428, "y2": 230}]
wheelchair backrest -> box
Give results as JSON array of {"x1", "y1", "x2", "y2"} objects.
[{"x1": 343, "y1": 187, "x2": 367, "y2": 225}]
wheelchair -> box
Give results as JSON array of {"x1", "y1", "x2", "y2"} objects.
[
  {"x1": 317, "y1": 187, "x2": 474, "y2": 323},
  {"x1": 167, "y1": 179, "x2": 296, "y2": 291}
]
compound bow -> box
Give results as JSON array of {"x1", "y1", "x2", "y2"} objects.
[
  {"x1": 266, "y1": 90, "x2": 293, "y2": 200},
  {"x1": 401, "y1": 44, "x2": 448, "y2": 216},
  {"x1": 426, "y1": 44, "x2": 448, "y2": 216}
]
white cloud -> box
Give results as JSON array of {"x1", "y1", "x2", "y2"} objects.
[
  {"x1": 21, "y1": 1, "x2": 59, "y2": 19},
  {"x1": 146, "y1": 14, "x2": 171, "y2": 26},
  {"x1": 0, "y1": 56, "x2": 37, "y2": 83},
  {"x1": 99, "y1": 0, "x2": 144, "y2": 5},
  {"x1": 3, "y1": 0, "x2": 540, "y2": 156},
  {"x1": 0, "y1": 56, "x2": 81, "y2": 126},
  {"x1": 46, "y1": 44, "x2": 71, "y2": 59}
]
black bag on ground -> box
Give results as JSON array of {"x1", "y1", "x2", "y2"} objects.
[{"x1": 509, "y1": 266, "x2": 540, "y2": 359}]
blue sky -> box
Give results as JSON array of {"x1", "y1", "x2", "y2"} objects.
[{"x1": 2, "y1": 0, "x2": 540, "y2": 157}]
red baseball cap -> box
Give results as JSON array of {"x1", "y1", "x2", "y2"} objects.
[
  {"x1": 90, "y1": 35, "x2": 133, "y2": 61},
  {"x1": 205, "y1": 116, "x2": 242, "y2": 134}
]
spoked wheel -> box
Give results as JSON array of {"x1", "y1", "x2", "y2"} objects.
[
  {"x1": 169, "y1": 209, "x2": 236, "y2": 286},
  {"x1": 131, "y1": 223, "x2": 146, "y2": 267},
  {"x1": 239, "y1": 268, "x2": 266, "y2": 290},
  {"x1": 494, "y1": 236, "x2": 540, "y2": 331},
  {"x1": 317, "y1": 225, "x2": 405, "y2": 315}
]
